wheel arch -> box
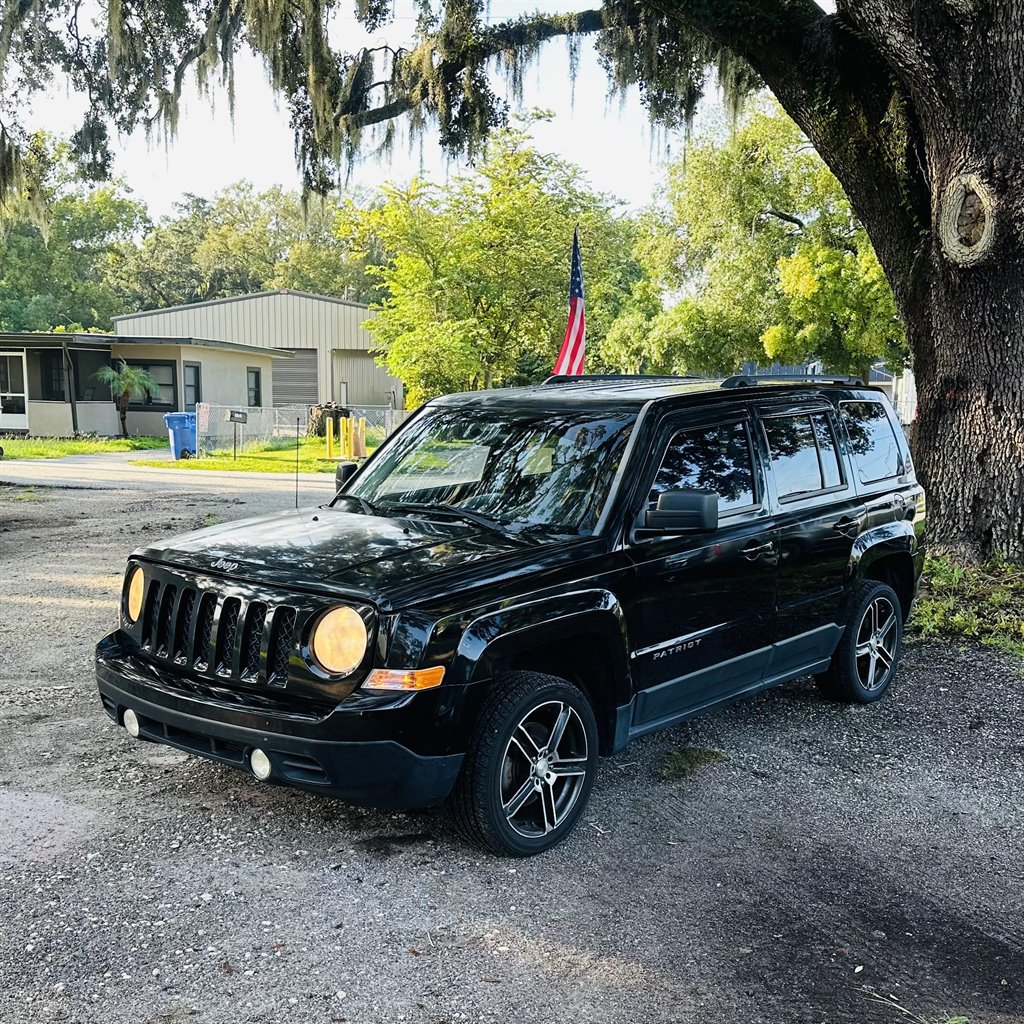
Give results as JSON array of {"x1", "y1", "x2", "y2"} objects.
[
  {"x1": 450, "y1": 590, "x2": 632, "y2": 756},
  {"x1": 852, "y1": 526, "x2": 918, "y2": 620}
]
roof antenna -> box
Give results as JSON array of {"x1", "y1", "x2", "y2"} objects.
[{"x1": 295, "y1": 416, "x2": 300, "y2": 509}]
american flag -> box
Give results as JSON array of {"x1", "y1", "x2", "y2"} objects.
[{"x1": 552, "y1": 227, "x2": 586, "y2": 375}]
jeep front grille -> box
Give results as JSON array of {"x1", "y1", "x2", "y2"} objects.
[{"x1": 138, "y1": 579, "x2": 297, "y2": 689}]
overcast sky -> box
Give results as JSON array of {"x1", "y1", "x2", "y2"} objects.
[{"x1": 29, "y1": 1, "x2": 729, "y2": 218}]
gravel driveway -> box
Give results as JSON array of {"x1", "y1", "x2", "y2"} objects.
[{"x1": 0, "y1": 481, "x2": 1021, "y2": 1024}]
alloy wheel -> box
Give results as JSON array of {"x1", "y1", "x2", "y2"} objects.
[
  {"x1": 499, "y1": 700, "x2": 589, "y2": 839},
  {"x1": 855, "y1": 595, "x2": 898, "y2": 691}
]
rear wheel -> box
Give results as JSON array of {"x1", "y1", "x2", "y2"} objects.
[
  {"x1": 448, "y1": 671, "x2": 598, "y2": 856},
  {"x1": 816, "y1": 580, "x2": 904, "y2": 703}
]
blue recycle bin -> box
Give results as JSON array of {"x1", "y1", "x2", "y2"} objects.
[{"x1": 163, "y1": 411, "x2": 197, "y2": 460}]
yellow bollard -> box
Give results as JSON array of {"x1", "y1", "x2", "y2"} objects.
[{"x1": 326, "y1": 415, "x2": 335, "y2": 459}]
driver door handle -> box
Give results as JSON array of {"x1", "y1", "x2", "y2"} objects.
[{"x1": 741, "y1": 540, "x2": 775, "y2": 560}]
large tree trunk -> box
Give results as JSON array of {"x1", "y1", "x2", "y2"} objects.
[
  {"x1": 908, "y1": 257, "x2": 1024, "y2": 561},
  {"x1": 719, "y1": 0, "x2": 1024, "y2": 561},
  {"x1": 837, "y1": 1, "x2": 1024, "y2": 562}
]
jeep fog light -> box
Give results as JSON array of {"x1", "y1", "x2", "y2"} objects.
[
  {"x1": 126, "y1": 566, "x2": 145, "y2": 623},
  {"x1": 310, "y1": 606, "x2": 367, "y2": 675},
  {"x1": 363, "y1": 666, "x2": 445, "y2": 691},
  {"x1": 250, "y1": 748, "x2": 272, "y2": 781},
  {"x1": 123, "y1": 708, "x2": 141, "y2": 738}
]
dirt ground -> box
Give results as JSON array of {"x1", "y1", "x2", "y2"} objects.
[{"x1": 0, "y1": 480, "x2": 1021, "y2": 1024}]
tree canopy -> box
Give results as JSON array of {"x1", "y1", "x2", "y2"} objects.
[
  {"x1": 347, "y1": 120, "x2": 641, "y2": 404},
  {"x1": 109, "y1": 183, "x2": 383, "y2": 311},
  {"x1": 604, "y1": 104, "x2": 905, "y2": 381},
  {"x1": 0, "y1": 137, "x2": 146, "y2": 332}
]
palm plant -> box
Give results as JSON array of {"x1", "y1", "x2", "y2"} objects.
[{"x1": 94, "y1": 361, "x2": 159, "y2": 438}]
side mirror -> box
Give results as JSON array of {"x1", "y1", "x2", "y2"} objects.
[
  {"x1": 335, "y1": 461, "x2": 358, "y2": 491},
  {"x1": 644, "y1": 489, "x2": 719, "y2": 533}
]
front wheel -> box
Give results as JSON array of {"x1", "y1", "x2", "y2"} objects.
[
  {"x1": 448, "y1": 672, "x2": 598, "y2": 856},
  {"x1": 816, "y1": 580, "x2": 904, "y2": 703}
]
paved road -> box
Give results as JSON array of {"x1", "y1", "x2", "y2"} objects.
[
  {"x1": 0, "y1": 480, "x2": 1021, "y2": 1024},
  {"x1": 0, "y1": 450, "x2": 336, "y2": 501}
]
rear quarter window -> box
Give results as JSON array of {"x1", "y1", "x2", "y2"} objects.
[{"x1": 840, "y1": 400, "x2": 905, "y2": 484}]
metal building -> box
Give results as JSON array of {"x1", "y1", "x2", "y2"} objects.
[{"x1": 113, "y1": 290, "x2": 404, "y2": 409}]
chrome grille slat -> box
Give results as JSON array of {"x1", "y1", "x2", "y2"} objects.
[
  {"x1": 268, "y1": 607, "x2": 296, "y2": 687},
  {"x1": 215, "y1": 598, "x2": 241, "y2": 676},
  {"x1": 193, "y1": 592, "x2": 217, "y2": 670},
  {"x1": 240, "y1": 602, "x2": 267, "y2": 681},
  {"x1": 172, "y1": 589, "x2": 196, "y2": 662},
  {"x1": 155, "y1": 584, "x2": 177, "y2": 657},
  {"x1": 142, "y1": 579, "x2": 162, "y2": 649}
]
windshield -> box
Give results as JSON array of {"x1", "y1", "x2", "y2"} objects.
[{"x1": 344, "y1": 405, "x2": 635, "y2": 534}]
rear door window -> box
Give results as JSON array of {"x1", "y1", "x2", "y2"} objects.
[
  {"x1": 762, "y1": 412, "x2": 845, "y2": 500},
  {"x1": 649, "y1": 421, "x2": 757, "y2": 515},
  {"x1": 840, "y1": 401, "x2": 904, "y2": 483}
]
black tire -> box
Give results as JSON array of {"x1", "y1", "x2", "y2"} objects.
[
  {"x1": 448, "y1": 671, "x2": 599, "y2": 857},
  {"x1": 816, "y1": 580, "x2": 904, "y2": 703}
]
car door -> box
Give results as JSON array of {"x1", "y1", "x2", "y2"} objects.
[
  {"x1": 623, "y1": 410, "x2": 779, "y2": 733},
  {"x1": 755, "y1": 401, "x2": 863, "y2": 682}
]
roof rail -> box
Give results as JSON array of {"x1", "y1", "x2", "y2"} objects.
[
  {"x1": 543, "y1": 373, "x2": 701, "y2": 385},
  {"x1": 720, "y1": 373, "x2": 864, "y2": 389}
]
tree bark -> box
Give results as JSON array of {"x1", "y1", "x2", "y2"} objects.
[{"x1": 678, "y1": 0, "x2": 1024, "y2": 561}]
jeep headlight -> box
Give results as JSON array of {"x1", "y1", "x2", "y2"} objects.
[
  {"x1": 310, "y1": 606, "x2": 367, "y2": 676},
  {"x1": 125, "y1": 566, "x2": 145, "y2": 624}
]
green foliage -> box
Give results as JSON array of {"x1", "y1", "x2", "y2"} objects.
[
  {"x1": 0, "y1": 0, "x2": 771, "y2": 200},
  {"x1": 0, "y1": 436, "x2": 168, "y2": 457},
  {"x1": 910, "y1": 556, "x2": 1024, "y2": 659},
  {"x1": 662, "y1": 746, "x2": 728, "y2": 781},
  {"x1": 348, "y1": 119, "x2": 641, "y2": 403},
  {"x1": 0, "y1": 137, "x2": 147, "y2": 332},
  {"x1": 600, "y1": 104, "x2": 905, "y2": 379},
  {"x1": 109, "y1": 184, "x2": 383, "y2": 310},
  {"x1": 95, "y1": 360, "x2": 159, "y2": 437}
]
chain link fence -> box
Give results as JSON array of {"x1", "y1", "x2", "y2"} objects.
[
  {"x1": 195, "y1": 403, "x2": 410, "y2": 464},
  {"x1": 346, "y1": 405, "x2": 412, "y2": 451},
  {"x1": 196, "y1": 403, "x2": 311, "y2": 459}
]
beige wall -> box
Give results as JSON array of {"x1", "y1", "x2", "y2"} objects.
[
  {"x1": 109, "y1": 344, "x2": 274, "y2": 433},
  {"x1": 182, "y1": 346, "x2": 274, "y2": 411},
  {"x1": 27, "y1": 402, "x2": 73, "y2": 436},
  {"x1": 114, "y1": 291, "x2": 400, "y2": 407},
  {"x1": 76, "y1": 403, "x2": 120, "y2": 435}
]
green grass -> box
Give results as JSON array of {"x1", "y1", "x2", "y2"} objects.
[
  {"x1": 10, "y1": 486, "x2": 48, "y2": 501},
  {"x1": 662, "y1": 746, "x2": 728, "y2": 781},
  {"x1": 0, "y1": 435, "x2": 168, "y2": 458},
  {"x1": 132, "y1": 436, "x2": 337, "y2": 474},
  {"x1": 909, "y1": 555, "x2": 1024, "y2": 658}
]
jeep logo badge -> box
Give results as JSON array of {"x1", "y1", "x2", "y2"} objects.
[{"x1": 211, "y1": 557, "x2": 239, "y2": 573}]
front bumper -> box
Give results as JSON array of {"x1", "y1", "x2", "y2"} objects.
[{"x1": 95, "y1": 633, "x2": 464, "y2": 809}]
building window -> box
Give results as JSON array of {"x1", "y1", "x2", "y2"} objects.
[
  {"x1": 184, "y1": 362, "x2": 202, "y2": 411},
  {"x1": 247, "y1": 367, "x2": 262, "y2": 407},
  {"x1": 72, "y1": 349, "x2": 112, "y2": 402},
  {"x1": 39, "y1": 351, "x2": 66, "y2": 400},
  {"x1": 125, "y1": 360, "x2": 177, "y2": 410}
]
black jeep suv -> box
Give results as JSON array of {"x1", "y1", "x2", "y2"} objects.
[{"x1": 96, "y1": 374, "x2": 925, "y2": 856}]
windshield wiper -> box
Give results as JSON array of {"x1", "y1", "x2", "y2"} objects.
[
  {"x1": 380, "y1": 501, "x2": 506, "y2": 532},
  {"x1": 332, "y1": 493, "x2": 379, "y2": 516}
]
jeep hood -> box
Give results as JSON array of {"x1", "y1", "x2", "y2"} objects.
[{"x1": 134, "y1": 506, "x2": 563, "y2": 602}]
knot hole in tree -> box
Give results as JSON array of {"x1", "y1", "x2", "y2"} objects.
[{"x1": 939, "y1": 173, "x2": 996, "y2": 267}]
